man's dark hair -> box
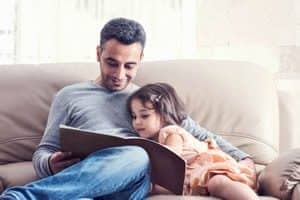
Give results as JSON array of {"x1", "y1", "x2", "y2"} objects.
[
  {"x1": 127, "y1": 83, "x2": 187, "y2": 126},
  {"x1": 100, "y1": 18, "x2": 146, "y2": 49}
]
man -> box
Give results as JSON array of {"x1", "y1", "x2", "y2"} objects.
[
  {"x1": 0, "y1": 17, "x2": 255, "y2": 200},
  {"x1": 1, "y1": 17, "x2": 150, "y2": 200}
]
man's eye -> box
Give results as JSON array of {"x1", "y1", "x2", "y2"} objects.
[
  {"x1": 125, "y1": 64, "x2": 135, "y2": 69},
  {"x1": 106, "y1": 61, "x2": 118, "y2": 67},
  {"x1": 109, "y1": 63, "x2": 118, "y2": 67}
]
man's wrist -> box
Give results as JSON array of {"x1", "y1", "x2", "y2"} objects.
[{"x1": 47, "y1": 155, "x2": 54, "y2": 175}]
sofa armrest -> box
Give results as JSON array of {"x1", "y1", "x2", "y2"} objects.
[
  {"x1": 276, "y1": 75, "x2": 300, "y2": 152},
  {"x1": 0, "y1": 161, "x2": 39, "y2": 193}
]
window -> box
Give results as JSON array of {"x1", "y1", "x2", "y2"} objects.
[
  {"x1": 0, "y1": 0, "x2": 16, "y2": 64},
  {"x1": 0, "y1": 0, "x2": 198, "y2": 64},
  {"x1": 0, "y1": 0, "x2": 299, "y2": 73}
]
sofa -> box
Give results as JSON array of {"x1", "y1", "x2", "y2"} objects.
[{"x1": 0, "y1": 60, "x2": 299, "y2": 199}]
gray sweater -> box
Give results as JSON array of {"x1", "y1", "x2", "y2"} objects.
[{"x1": 33, "y1": 81, "x2": 248, "y2": 178}]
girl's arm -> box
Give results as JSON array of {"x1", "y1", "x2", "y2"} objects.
[
  {"x1": 181, "y1": 116, "x2": 250, "y2": 161},
  {"x1": 239, "y1": 157, "x2": 257, "y2": 190},
  {"x1": 164, "y1": 133, "x2": 184, "y2": 155}
]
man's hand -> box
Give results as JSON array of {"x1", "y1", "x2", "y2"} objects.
[{"x1": 49, "y1": 151, "x2": 80, "y2": 174}]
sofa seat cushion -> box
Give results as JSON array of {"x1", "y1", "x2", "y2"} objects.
[
  {"x1": 0, "y1": 63, "x2": 98, "y2": 164},
  {"x1": 147, "y1": 195, "x2": 279, "y2": 199},
  {"x1": 0, "y1": 161, "x2": 38, "y2": 193}
]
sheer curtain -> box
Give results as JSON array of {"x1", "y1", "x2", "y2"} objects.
[
  {"x1": 5, "y1": 0, "x2": 199, "y2": 64},
  {"x1": 2, "y1": 0, "x2": 299, "y2": 73},
  {"x1": 0, "y1": 0, "x2": 16, "y2": 64}
]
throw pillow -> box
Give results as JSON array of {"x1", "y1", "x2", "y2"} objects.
[{"x1": 258, "y1": 148, "x2": 300, "y2": 200}]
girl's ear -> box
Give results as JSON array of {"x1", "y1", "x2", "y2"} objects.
[{"x1": 160, "y1": 116, "x2": 167, "y2": 128}]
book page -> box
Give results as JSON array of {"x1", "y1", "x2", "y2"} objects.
[{"x1": 60, "y1": 125, "x2": 185, "y2": 195}]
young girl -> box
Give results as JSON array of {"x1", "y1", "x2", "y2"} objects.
[{"x1": 127, "y1": 82, "x2": 259, "y2": 200}]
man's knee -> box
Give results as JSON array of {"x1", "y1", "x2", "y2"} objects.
[
  {"x1": 95, "y1": 146, "x2": 149, "y2": 166},
  {"x1": 111, "y1": 146, "x2": 150, "y2": 180},
  {"x1": 207, "y1": 175, "x2": 231, "y2": 194},
  {"x1": 120, "y1": 146, "x2": 150, "y2": 168},
  {"x1": 86, "y1": 145, "x2": 149, "y2": 172}
]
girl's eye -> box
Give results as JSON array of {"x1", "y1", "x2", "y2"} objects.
[
  {"x1": 141, "y1": 115, "x2": 149, "y2": 119},
  {"x1": 131, "y1": 115, "x2": 136, "y2": 120}
]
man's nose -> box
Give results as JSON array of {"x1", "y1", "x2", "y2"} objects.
[{"x1": 114, "y1": 66, "x2": 126, "y2": 80}]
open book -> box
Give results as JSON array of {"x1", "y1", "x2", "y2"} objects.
[{"x1": 60, "y1": 125, "x2": 186, "y2": 195}]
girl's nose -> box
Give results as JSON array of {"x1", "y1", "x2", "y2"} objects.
[{"x1": 134, "y1": 118, "x2": 142, "y2": 125}]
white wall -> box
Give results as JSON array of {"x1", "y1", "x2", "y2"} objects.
[{"x1": 196, "y1": 0, "x2": 300, "y2": 73}]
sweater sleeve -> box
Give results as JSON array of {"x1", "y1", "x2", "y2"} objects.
[
  {"x1": 32, "y1": 90, "x2": 70, "y2": 178},
  {"x1": 181, "y1": 116, "x2": 249, "y2": 161}
]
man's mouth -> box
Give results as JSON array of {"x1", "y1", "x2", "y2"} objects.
[{"x1": 112, "y1": 79, "x2": 125, "y2": 86}]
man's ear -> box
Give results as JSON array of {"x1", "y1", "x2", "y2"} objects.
[
  {"x1": 140, "y1": 51, "x2": 144, "y2": 60},
  {"x1": 96, "y1": 45, "x2": 102, "y2": 62}
]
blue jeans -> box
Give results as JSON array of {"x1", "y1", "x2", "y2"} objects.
[{"x1": 0, "y1": 146, "x2": 151, "y2": 200}]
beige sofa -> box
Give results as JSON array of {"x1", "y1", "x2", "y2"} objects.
[
  {"x1": 0, "y1": 60, "x2": 298, "y2": 199},
  {"x1": 276, "y1": 73, "x2": 300, "y2": 152}
]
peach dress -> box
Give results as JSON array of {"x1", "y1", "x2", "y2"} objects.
[{"x1": 158, "y1": 125, "x2": 255, "y2": 195}]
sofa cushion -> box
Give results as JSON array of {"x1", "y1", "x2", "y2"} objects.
[
  {"x1": 147, "y1": 194, "x2": 279, "y2": 200},
  {"x1": 258, "y1": 148, "x2": 300, "y2": 200},
  {"x1": 0, "y1": 161, "x2": 38, "y2": 193},
  {"x1": 136, "y1": 60, "x2": 279, "y2": 166},
  {"x1": 0, "y1": 63, "x2": 98, "y2": 164},
  {"x1": 277, "y1": 76, "x2": 300, "y2": 151}
]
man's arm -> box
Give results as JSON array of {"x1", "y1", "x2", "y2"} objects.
[
  {"x1": 32, "y1": 90, "x2": 71, "y2": 178},
  {"x1": 181, "y1": 116, "x2": 249, "y2": 161}
]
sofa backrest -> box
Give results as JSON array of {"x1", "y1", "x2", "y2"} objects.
[
  {"x1": 0, "y1": 60, "x2": 279, "y2": 167},
  {"x1": 0, "y1": 63, "x2": 98, "y2": 164},
  {"x1": 135, "y1": 60, "x2": 279, "y2": 168}
]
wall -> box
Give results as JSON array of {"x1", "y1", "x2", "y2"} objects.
[{"x1": 196, "y1": 0, "x2": 300, "y2": 73}]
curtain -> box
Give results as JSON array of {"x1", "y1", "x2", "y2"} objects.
[
  {"x1": 1, "y1": 0, "x2": 299, "y2": 73},
  {"x1": 1, "y1": 0, "x2": 199, "y2": 64}
]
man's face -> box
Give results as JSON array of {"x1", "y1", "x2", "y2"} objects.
[{"x1": 97, "y1": 39, "x2": 143, "y2": 91}]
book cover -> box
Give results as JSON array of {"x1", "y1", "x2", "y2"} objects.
[{"x1": 60, "y1": 125, "x2": 186, "y2": 195}]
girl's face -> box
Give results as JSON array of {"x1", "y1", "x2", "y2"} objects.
[{"x1": 130, "y1": 98, "x2": 165, "y2": 139}]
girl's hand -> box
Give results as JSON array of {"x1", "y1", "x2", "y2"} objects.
[{"x1": 239, "y1": 157, "x2": 257, "y2": 190}]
